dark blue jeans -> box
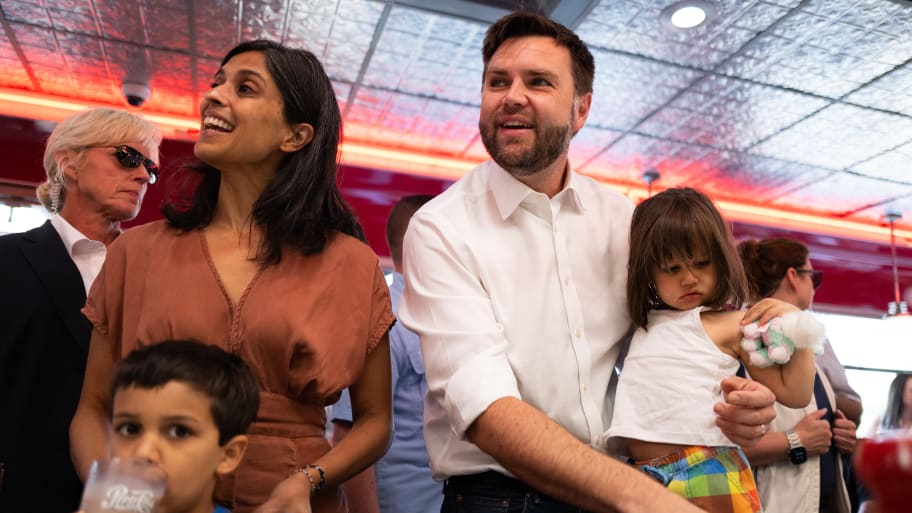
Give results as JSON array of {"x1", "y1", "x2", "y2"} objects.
[{"x1": 442, "y1": 471, "x2": 591, "y2": 513}]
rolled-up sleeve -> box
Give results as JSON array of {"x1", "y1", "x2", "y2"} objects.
[{"x1": 399, "y1": 212, "x2": 519, "y2": 437}]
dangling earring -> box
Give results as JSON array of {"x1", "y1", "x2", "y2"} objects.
[
  {"x1": 648, "y1": 282, "x2": 665, "y2": 308},
  {"x1": 49, "y1": 175, "x2": 62, "y2": 214}
]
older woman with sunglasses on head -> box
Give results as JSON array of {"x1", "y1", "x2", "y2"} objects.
[
  {"x1": 738, "y1": 238, "x2": 863, "y2": 513},
  {"x1": 70, "y1": 40, "x2": 394, "y2": 513},
  {"x1": 0, "y1": 107, "x2": 160, "y2": 513}
]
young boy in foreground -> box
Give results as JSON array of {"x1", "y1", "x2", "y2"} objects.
[{"x1": 107, "y1": 340, "x2": 260, "y2": 513}]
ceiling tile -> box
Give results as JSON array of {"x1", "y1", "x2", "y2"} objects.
[
  {"x1": 332, "y1": 80, "x2": 351, "y2": 109},
  {"x1": 362, "y1": 4, "x2": 483, "y2": 104},
  {"x1": 770, "y1": 171, "x2": 912, "y2": 218},
  {"x1": 1, "y1": 0, "x2": 52, "y2": 27},
  {"x1": 716, "y1": 153, "x2": 834, "y2": 195},
  {"x1": 799, "y1": 0, "x2": 901, "y2": 27},
  {"x1": 851, "y1": 141, "x2": 912, "y2": 182},
  {"x1": 195, "y1": 56, "x2": 221, "y2": 88},
  {"x1": 240, "y1": 0, "x2": 286, "y2": 42},
  {"x1": 844, "y1": 66, "x2": 912, "y2": 116},
  {"x1": 47, "y1": 7, "x2": 98, "y2": 34},
  {"x1": 588, "y1": 49, "x2": 700, "y2": 130},
  {"x1": 193, "y1": 0, "x2": 239, "y2": 59},
  {"x1": 733, "y1": 2, "x2": 791, "y2": 32},
  {"x1": 347, "y1": 86, "x2": 478, "y2": 154},
  {"x1": 577, "y1": 0, "x2": 764, "y2": 70},
  {"x1": 569, "y1": 126, "x2": 623, "y2": 171},
  {"x1": 11, "y1": 23, "x2": 57, "y2": 51},
  {"x1": 751, "y1": 103, "x2": 912, "y2": 169},
  {"x1": 284, "y1": 13, "x2": 331, "y2": 55},
  {"x1": 638, "y1": 74, "x2": 829, "y2": 151},
  {"x1": 95, "y1": 0, "x2": 154, "y2": 42},
  {"x1": 319, "y1": 4, "x2": 385, "y2": 83},
  {"x1": 586, "y1": 132, "x2": 699, "y2": 185},
  {"x1": 719, "y1": 2, "x2": 907, "y2": 98},
  {"x1": 852, "y1": 193, "x2": 912, "y2": 225},
  {"x1": 766, "y1": 0, "x2": 802, "y2": 7}
]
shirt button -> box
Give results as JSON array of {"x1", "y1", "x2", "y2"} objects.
[
  {"x1": 564, "y1": 276, "x2": 570, "y2": 285},
  {"x1": 575, "y1": 328, "x2": 581, "y2": 338}
]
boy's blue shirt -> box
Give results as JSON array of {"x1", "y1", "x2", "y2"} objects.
[{"x1": 214, "y1": 505, "x2": 231, "y2": 513}]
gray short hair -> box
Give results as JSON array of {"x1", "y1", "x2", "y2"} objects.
[{"x1": 37, "y1": 108, "x2": 162, "y2": 211}]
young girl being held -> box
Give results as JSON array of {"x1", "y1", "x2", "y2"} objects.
[{"x1": 605, "y1": 187, "x2": 822, "y2": 513}]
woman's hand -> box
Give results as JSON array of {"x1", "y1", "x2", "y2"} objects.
[
  {"x1": 255, "y1": 473, "x2": 312, "y2": 513},
  {"x1": 795, "y1": 409, "x2": 833, "y2": 457},
  {"x1": 740, "y1": 297, "x2": 800, "y2": 327}
]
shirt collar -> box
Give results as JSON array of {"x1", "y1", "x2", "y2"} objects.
[
  {"x1": 50, "y1": 214, "x2": 105, "y2": 256},
  {"x1": 562, "y1": 170, "x2": 587, "y2": 211},
  {"x1": 489, "y1": 161, "x2": 586, "y2": 220}
]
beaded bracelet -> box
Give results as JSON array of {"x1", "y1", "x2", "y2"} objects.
[{"x1": 290, "y1": 464, "x2": 325, "y2": 494}]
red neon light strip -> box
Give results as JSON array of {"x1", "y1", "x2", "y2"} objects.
[{"x1": 0, "y1": 88, "x2": 907, "y2": 246}]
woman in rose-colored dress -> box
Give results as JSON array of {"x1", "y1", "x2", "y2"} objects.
[{"x1": 70, "y1": 40, "x2": 394, "y2": 513}]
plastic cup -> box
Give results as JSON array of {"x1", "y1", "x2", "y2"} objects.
[
  {"x1": 853, "y1": 429, "x2": 912, "y2": 513},
  {"x1": 79, "y1": 458, "x2": 167, "y2": 513}
]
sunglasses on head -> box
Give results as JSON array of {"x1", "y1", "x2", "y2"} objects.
[
  {"x1": 92, "y1": 145, "x2": 159, "y2": 184},
  {"x1": 796, "y1": 268, "x2": 823, "y2": 289}
]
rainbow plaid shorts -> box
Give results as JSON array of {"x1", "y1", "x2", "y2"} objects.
[{"x1": 632, "y1": 445, "x2": 762, "y2": 513}]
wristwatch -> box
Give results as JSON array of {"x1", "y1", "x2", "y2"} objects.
[{"x1": 785, "y1": 429, "x2": 807, "y2": 465}]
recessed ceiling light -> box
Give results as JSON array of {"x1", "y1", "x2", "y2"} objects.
[{"x1": 660, "y1": 0, "x2": 717, "y2": 30}]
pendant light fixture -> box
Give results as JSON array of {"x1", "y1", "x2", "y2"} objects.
[
  {"x1": 642, "y1": 169, "x2": 660, "y2": 198},
  {"x1": 884, "y1": 210, "x2": 909, "y2": 318}
]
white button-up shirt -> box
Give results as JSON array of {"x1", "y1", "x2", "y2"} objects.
[
  {"x1": 50, "y1": 214, "x2": 107, "y2": 295},
  {"x1": 399, "y1": 160, "x2": 634, "y2": 480}
]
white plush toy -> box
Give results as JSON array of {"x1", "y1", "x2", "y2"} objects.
[{"x1": 740, "y1": 310, "x2": 826, "y2": 368}]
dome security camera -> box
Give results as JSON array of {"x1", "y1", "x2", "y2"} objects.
[{"x1": 121, "y1": 80, "x2": 151, "y2": 108}]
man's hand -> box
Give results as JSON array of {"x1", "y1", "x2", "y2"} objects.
[
  {"x1": 794, "y1": 409, "x2": 832, "y2": 456},
  {"x1": 714, "y1": 376, "x2": 776, "y2": 447},
  {"x1": 831, "y1": 410, "x2": 857, "y2": 454}
]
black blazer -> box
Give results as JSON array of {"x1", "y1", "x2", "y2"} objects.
[{"x1": 0, "y1": 221, "x2": 91, "y2": 513}]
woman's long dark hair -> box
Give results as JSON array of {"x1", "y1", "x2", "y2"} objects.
[
  {"x1": 881, "y1": 372, "x2": 911, "y2": 430},
  {"x1": 162, "y1": 40, "x2": 364, "y2": 264}
]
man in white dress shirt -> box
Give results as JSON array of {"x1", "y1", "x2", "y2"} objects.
[{"x1": 399, "y1": 12, "x2": 777, "y2": 513}]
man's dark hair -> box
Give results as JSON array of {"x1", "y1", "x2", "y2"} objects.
[
  {"x1": 386, "y1": 194, "x2": 434, "y2": 268},
  {"x1": 110, "y1": 340, "x2": 260, "y2": 445},
  {"x1": 482, "y1": 11, "x2": 595, "y2": 96}
]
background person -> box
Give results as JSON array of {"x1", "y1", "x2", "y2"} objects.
[
  {"x1": 332, "y1": 194, "x2": 441, "y2": 513},
  {"x1": 817, "y1": 341, "x2": 864, "y2": 427},
  {"x1": 0, "y1": 107, "x2": 160, "y2": 513},
  {"x1": 854, "y1": 372, "x2": 911, "y2": 513},
  {"x1": 70, "y1": 40, "x2": 394, "y2": 513},
  {"x1": 739, "y1": 237, "x2": 860, "y2": 513},
  {"x1": 105, "y1": 340, "x2": 260, "y2": 513},
  {"x1": 399, "y1": 12, "x2": 776, "y2": 513},
  {"x1": 878, "y1": 372, "x2": 912, "y2": 432}
]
